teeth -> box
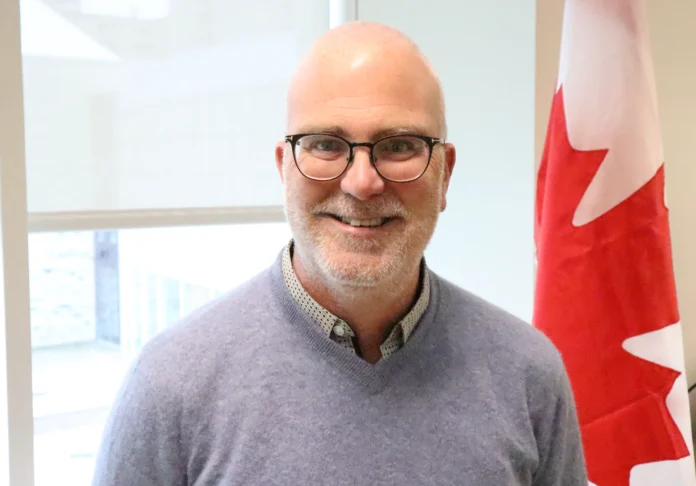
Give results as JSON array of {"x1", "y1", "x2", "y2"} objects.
[{"x1": 339, "y1": 217, "x2": 386, "y2": 227}]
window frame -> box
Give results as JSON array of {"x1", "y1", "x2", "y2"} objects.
[
  {"x1": 27, "y1": 207, "x2": 286, "y2": 233},
  {"x1": 1, "y1": 0, "x2": 34, "y2": 484}
]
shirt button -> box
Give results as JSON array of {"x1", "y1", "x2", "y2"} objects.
[{"x1": 333, "y1": 325, "x2": 345, "y2": 337}]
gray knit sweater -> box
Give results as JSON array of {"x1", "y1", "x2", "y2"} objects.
[{"x1": 91, "y1": 251, "x2": 588, "y2": 485}]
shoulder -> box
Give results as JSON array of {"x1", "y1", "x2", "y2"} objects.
[
  {"x1": 431, "y1": 273, "x2": 580, "y2": 446},
  {"x1": 128, "y1": 266, "x2": 279, "y2": 390},
  {"x1": 432, "y1": 273, "x2": 567, "y2": 385},
  {"x1": 92, "y1": 263, "x2": 281, "y2": 485}
]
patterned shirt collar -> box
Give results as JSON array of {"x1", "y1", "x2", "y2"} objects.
[{"x1": 281, "y1": 240, "x2": 430, "y2": 358}]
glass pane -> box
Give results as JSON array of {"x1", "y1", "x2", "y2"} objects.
[
  {"x1": 30, "y1": 222, "x2": 291, "y2": 485},
  {"x1": 19, "y1": 0, "x2": 329, "y2": 212}
]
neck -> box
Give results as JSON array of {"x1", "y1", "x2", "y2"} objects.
[{"x1": 293, "y1": 248, "x2": 422, "y2": 362}]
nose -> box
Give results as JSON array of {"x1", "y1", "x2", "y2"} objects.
[{"x1": 340, "y1": 147, "x2": 385, "y2": 200}]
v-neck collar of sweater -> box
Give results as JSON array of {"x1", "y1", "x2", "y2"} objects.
[{"x1": 268, "y1": 250, "x2": 442, "y2": 393}]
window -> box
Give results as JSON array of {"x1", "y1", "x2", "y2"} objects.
[
  {"x1": 30, "y1": 223, "x2": 291, "y2": 485},
  {"x1": 20, "y1": 0, "x2": 329, "y2": 213}
]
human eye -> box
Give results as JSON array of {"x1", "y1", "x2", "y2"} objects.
[
  {"x1": 312, "y1": 139, "x2": 342, "y2": 152},
  {"x1": 387, "y1": 139, "x2": 415, "y2": 153},
  {"x1": 300, "y1": 135, "x2": 346, "y2": 159},
  {"x1": 376, "y1": 137, "x2": 421, "y2": 160}
]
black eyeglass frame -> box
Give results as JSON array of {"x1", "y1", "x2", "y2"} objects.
[{"x1": 284, "y1": 133, "x2": 445, "y2": 183}]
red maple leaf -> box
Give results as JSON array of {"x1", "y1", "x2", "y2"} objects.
[{"x1": 534, "y1": 86, "x2": 689, "y2": 485}]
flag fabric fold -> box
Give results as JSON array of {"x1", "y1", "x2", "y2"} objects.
[{"x1": 533, "y1": 1, "x2": 696, "y2": 484}]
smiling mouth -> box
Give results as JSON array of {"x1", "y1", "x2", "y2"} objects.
[{"x1": 323, "y1": 214, "x2": 395, "y2": 228}]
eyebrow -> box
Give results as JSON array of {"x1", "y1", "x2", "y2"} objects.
[{"x1": 295, "y1": 125, "x2": 432, "y2": 141}]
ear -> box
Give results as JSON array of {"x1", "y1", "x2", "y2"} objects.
[
  {"x1": 439, "y1": 143, "x2": 456, "y2": 212},
  {"x1": 275, "y1": 141, "x2": 287, "y2": 183}
]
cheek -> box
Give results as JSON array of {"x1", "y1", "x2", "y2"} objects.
[
  {"x1": 286, "y1": 174, "x2": 339, "y2": 210},
  {"x1": 394, "y1": 178, "x2": 441, "y2": 216}
]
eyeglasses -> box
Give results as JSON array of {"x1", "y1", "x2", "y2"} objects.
[{"x1": 284, "y1": 133, "x2": 444, "y2": 183}]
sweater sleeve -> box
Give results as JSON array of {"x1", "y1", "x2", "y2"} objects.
[
  {"x1": 91, "y1": 349, "x2": 187, "y2": 486},
  {"x1": 532, "y1": 359, "x2": 589, "y2": 485}
]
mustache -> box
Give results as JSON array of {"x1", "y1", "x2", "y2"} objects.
[{"x1": 311, "y1": 197, "x2": 407, "y2": 219}]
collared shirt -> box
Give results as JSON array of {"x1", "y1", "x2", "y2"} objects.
[{"x1": 281, "y1": 240, "x2": 430, "y2": 359}]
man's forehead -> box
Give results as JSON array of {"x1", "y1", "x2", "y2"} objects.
[
  {"x1": 290, "y1": 53, "x2": 432, "y2": 97},
  {"x1": 287, "y1": 84, "x2": 442, "y2": 137}
]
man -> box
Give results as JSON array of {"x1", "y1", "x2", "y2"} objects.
[{"x1": 92, "y1": 21, "x2": 588, "y2": 485}]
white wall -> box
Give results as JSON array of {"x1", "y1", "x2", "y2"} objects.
[{"x1": 359, "y1": 0, "x2": 537, "y2": 321}]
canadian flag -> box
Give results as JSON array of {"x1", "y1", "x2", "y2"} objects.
[{"x1": 533, "y1": 1, "x2": 696, "y2": 485}]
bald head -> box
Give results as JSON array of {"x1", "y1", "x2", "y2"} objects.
[{"x1": 286, "y1": 21, "x2": 447, "y2": 139}]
